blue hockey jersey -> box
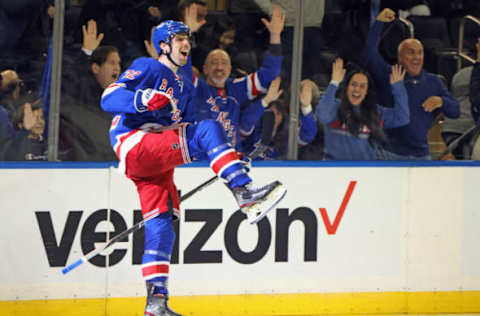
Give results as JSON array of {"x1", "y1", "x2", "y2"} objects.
[
  {"x1": 101, "y1": 57, "x2": 195, "y2": 171},
  {"x1": 190, "y1": 52, "x2": 282, "y2": 152}
]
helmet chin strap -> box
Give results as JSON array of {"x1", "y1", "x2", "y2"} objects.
[{"x1": 164, "y1": 43, "x2": 182, "y2": 68}]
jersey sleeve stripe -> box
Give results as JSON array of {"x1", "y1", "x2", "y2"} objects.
[
  {"x1": 297, "y1": 134, "x2": 308, "y2": 146},
  {"x1": 239, "y1": 125, "x2": 255, "y2": 137},
  {"x1": 193, "y1": 75, "x2": 198, "y2": 88},
  {"x1": 247, "y1": 73, "x2": 267, "y2": 100},
  {"x1": 178, "y1": 123, "x2": 192, "y2": 164},
  {"x1": 102, "y1": 82, "x2": 126, "y2": 98}
]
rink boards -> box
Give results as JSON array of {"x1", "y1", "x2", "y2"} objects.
[{"x1": 0, "y1": 161, "x2": 479, "y2": 315}]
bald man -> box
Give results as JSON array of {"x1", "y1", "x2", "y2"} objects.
[
  {"x1": 185, "y1": 5, "x2": 285, "y2": 155},
  {"x1": 397, "y1": 38, "x2": 424, "y2": 78},
  {"x1": 363, "y1": 8, "x2": 460, "y2": 160}
]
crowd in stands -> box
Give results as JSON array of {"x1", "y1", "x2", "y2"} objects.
[{"x1": 1, "y1": 0, "x2": 480, "y2": 162}]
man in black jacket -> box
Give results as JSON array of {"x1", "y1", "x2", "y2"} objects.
[{"x1": 60, "y1": 45, "x2": 121, "y2": 161}]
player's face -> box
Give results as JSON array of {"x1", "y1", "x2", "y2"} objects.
[
  {"x1": 398, "y1": 39, "x2": 424, "y2": 77},
  {"x1": 170, "y1": 34, "x2": 191, "y2": 66},
  {"x1": 204, "y1": 50, "x2": 231, "y2": 88},
  {"x1": 347, "y1": 73, "x2": 368, "y2": 106},
  {"x1": 94, "y1": 51, "x2": 121, "y2": 89}
]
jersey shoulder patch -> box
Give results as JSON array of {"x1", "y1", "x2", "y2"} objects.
[{"x1": 121, "y1": 69, "x2": 142, "y2": 80}]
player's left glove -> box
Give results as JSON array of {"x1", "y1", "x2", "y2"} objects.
[{"x1": 134, "y1": 88, "x2": 178, "y2": 114}]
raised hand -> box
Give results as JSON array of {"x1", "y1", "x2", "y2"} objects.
[
  {"x1": 261, "y1": 5, "x2": 285, "y2": 44},
  {"x1": 422, "y1": 96, "x2": 443, "y2": 112},
  {"x1": 82, "y1": 19, "x2": 104, "y2": 52},
  {"x1": 263, "y1": 77, "x2": 283, "y2": 105},
  {"x1": 22, "y1": 103, "x2": 35, "y2": 131},
  {"x1": 184, "y1": 3, "x2": 206, "y2": 33},
  {"x1": 390, "y1": 64, "x2": 406, "y2": 84},
  {"x1": 148, "y1": 6, "x2": 161, "y2": 19},
  {"x1": 376, "y1": 8, "x2": 395, "y2": 23},
  {"x1": 331, "y1": 58, "x2": 346, "y2": 83},
  {"x1": 300, "y1": 79, "x2": 313, "y2": 107}
]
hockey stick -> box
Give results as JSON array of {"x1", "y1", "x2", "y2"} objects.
[{"x1": 61, "y1": 174, "x2": 219, "y2": 274}]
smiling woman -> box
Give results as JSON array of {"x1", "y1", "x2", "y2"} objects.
[{"x1": 314, "y1": 58, "x2": 409, "y2": 160}]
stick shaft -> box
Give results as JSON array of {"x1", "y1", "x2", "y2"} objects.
[
  {"x1": 62, "y1": 175, "x2": 219, "y2": 274},
  {"x1": 180, "y1": 175, "x2": 218, "y2": 202},
  {"x1": 62, "y1": 220, "x2": 147, "y2": 274}
]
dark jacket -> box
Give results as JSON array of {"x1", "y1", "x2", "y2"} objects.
[{"x1": 60, "y1": 51, "x2": 117, "y2": 161}]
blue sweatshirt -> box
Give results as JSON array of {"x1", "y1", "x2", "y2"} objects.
[
  {"x1": 315, "y1": 82, "x2": 409, "y2": 160},
  {"x1": 364, "y1": 20, "x2": 460, "y2": 156}
]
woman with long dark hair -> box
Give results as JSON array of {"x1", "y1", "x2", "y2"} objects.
[{"x1": 315, "y1": 58, "x2": 409, "y2": 160}]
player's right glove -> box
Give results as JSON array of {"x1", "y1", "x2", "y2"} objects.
[{"x1": 134, "y1": 88, "x2": 177, "y2": 114}]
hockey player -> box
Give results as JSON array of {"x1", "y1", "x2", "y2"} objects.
[
  {"x1": 100, "y1": 19, "x2": 287, "y2": 316},
  {"x1": 188, "y1": 5, "x2": 285, "y2": 153}
]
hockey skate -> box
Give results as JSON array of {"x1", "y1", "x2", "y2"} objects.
[
  {"x1": 232, "y1": 180, "x2": 287, "y2": 224},
  {"x1": 145, "y1": 294, "x2": 182, "y2": 316}
]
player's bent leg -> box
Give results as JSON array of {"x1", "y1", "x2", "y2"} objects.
[
  {"x1": 187, "y1": 120, "x2": 287, "y2": 224},
  {"x1": 187, "y1": 119, "x2": 251, "y2": 188},
  {"x1": 143, "y1": 213, "x2": 182, "y2": 316}
]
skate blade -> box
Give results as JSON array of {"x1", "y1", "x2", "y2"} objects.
[{"x1": 246, "y1": 185, "x2": 287, "y2": 225}]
